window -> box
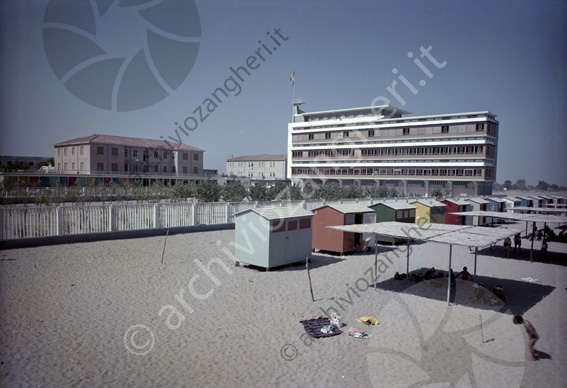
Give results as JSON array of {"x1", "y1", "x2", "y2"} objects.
[
  {"x1": 71, "y1": 162, "x2": 75, "y2": 170},
  {"x1": 194, "y1": 154, "x2": 199, "y2": 161},
  {"x1": 183, "y1": 166, "x2": 188, "y2": 174},
  {"x1": 287, "y1": 220, "x2": 297, "y2": 231},
  {"x1": 325, "y1": 132, "x2": 331, "y2": 139},
  {"x1": 172, "y1": 166, "x2": 176, "y2": 173},
  {"x1": 133, "y1": 150, "x2": 138, "y2": 158},
  {"x1": 71, "y1": 147, "x2": 75, "y2": 156},
  {"x1": 112, "y1": 148, "x2": 118, "y2": 156},
  {"x1": 308, "y1": 133, "x2": 314, "y2": 140},
  {"x1": 97, "y1": 147, "x2": 104, "y2": 155},
  {"x1": 57, "y1": 149, "x2": 61, "y2": 156},
  {"x1": 271, "y1": 220, "x2": 285, "y2": 233},
  {"x1": 183, "y1": 153, "x2": 188, "y2": 160},
  {"x1": 64, "y1": 163, "x2": 68, "y2": 170},
  {"x1": 163, "y1": 152, "x2": 167, "y2": 159},
  {"x1": 154, "y1": 166, "x2": 158, "y2": 173},
  {"x1": 112, "y1": 163, "x2": 118, "y2": 171},
  {"x1": 441, "y1": 125, "x2": 449, "y2": 133},
  {"x1": 124, "y1": 164, "x2": 128, "y2": 171},
  {"x1": 193, "y1": 167, "x2": 198, "y2": 174},
  {"x1": 368, "y1": 129, "x2": 374, "y2": 137},
  {"x1": 476, "y1": 123, "x2": 484, "y2": 131},
  {"x1": 163, "y1": 166, "x2": 167, "y2": 173},
  {"x1": 80, "y1": 162, "x2": 84, "y2": 171},
  {"x1": 143, "y1": 151, "x2": 149, "y2": 161},
  {"x1": 343, "y1": 131, "x2": 349, "y2": 137},
  {"x1": 97, "y1": 162, "x2": 103, "y2": 170},
  {"x1": 403, "y1": 128, "x2": 410, "y2": 135},
  {"x1": 143, "y1": 165, "x2": 149, "y2": 172},
  {"x1": 80, "y1": 146, "x2": 84, "y2": 156}
]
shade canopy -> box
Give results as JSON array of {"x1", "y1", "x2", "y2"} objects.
[
  {"x1": 327, "y1": 221, "x2": 517, "y2": 248},
  {"x1": 450, "y1": 210, "x2": 567, "y2": 224},
  {"x1": 327, "y1": 221, "x2": 519, "y2": 305}
]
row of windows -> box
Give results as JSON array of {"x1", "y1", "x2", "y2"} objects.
[
  {"x1": 291, "y1": 167, "x2": 489, "y2": 177},
  {"x1": 232, "y1": 161, "x2": 281, "y2": 167},
  {"x1": 271, "y1": 218, "x2": 311, "y2": 233},
  {"x1": 58, "y1": 146, "x2": 199, "y2": 161},
  {"x1": 58, "y1": 162, "x2": 199, "y2": 174},
  {"x1": 294, "y1": 122, "x2": 497, "y2": 141},
  {"x1": 293, "y1": 145, "x2": 489, "y2": 158}
]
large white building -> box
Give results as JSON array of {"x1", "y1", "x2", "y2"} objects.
[
  {"x1": 288, "y1": 103, "x2": 498, "y2": 196},
  {"x1": 226, "y1": 154, "x2": 287, "y2": 180}
]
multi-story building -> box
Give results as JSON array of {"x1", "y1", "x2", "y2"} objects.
[
  {"x1": 288, "y1": 103, "x2": 498, "y2": 196},
  {"x1": 226, "y1": 154, "x2": 287, "y2": 180},
  {"x1": 54, "y1": 134, "x2": 204, "y2": 176}
]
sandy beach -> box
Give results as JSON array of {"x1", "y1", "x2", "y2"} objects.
[{"x1": 1, "y1": 220, "x2": 566, "y2": 387}]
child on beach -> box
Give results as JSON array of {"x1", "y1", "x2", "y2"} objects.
[
  {"x1": 513, "y1": 315, "x2": 539, "y2": 360},
  {"x1": 456, "y1": 266, "x2": 473, "y2": 281}
]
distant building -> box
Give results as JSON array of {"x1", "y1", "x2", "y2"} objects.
[
  {"x1": 0, "y1": 155, "x2": 51, "y2": 171},
  {"x1": 226, "y1": 154, "x2": 287, "y2": 180},
  {"x1": 288, "y1": 103, "x2": 498, "y2": 196},
  {"x1": 54, "y1": 134, "x2": 204, "y2": 176}
]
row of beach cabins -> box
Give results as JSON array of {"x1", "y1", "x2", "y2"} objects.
[{"x1": 234, "y1": 194, "x2": 567, "y2": 269}]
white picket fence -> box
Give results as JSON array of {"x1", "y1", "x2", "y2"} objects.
[{"x1": 0, "y1": 197, "x2": 398, "y2": 240}]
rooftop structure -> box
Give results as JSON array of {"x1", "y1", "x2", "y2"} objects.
[{"x1": 288, "y1": 103, "x2": 498, "y2": 197}]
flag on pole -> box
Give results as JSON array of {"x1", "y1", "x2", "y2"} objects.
[{"x1": 290, "y1": 71, "x2": 295, "y2": 87}]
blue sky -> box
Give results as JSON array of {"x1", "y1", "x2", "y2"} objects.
[{"x1": 1, "y1": 0, "x2": 566, "y2": 185}]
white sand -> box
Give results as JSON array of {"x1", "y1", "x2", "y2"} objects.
[{"x1": 1, "y1": 221, "x2": 566, "y2": 387}]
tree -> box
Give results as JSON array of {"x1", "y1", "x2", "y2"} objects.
[
  {"x1": 195, "y1": 181, "x2": 221, "y2": 202},
  {"x1": 315, "y1": 185, "x2": 343, "y2": 200},
  {"x1": 221, "y1": 181, "x2": 246, "y2": 202},
  {"x1": 537, "y1": 180, "x2": 549, "y2": 191},
  {"x1": 267, "y1": 181, "x2": 289, "y2": 200},
  {"x1": 342, "y1": 184, "x2": 363, "y2": 198},
  {"x1": 431, "y1": 188, "x2": 443, "y2": 197},
  {"x1": 503, "y1": 180, "x2": 512, "y2": 190},
  {"x1": 289, "y1": 183, "x2": 303, "y2": 200},
  {"x1": 365, "y1": 186, "x2": 391, "y2": 198},
  {"x1": 171, "y1": 183, "x2": 195, "y2": 202},
  {"x1": 247, "y1": 181, "x2": 270, "y2": 201}
]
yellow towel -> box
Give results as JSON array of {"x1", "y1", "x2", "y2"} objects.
[{"x1": 356, "y1": 316, "x2": 379, "y2": 325}]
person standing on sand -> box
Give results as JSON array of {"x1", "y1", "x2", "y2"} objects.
[
  {"x1": 513, "y1": 315, "x2": 539, "y2": 360},
  {"x1": 503, "y1": 237, "x2": 511, "y2": 258},
  {"x1": 514, "y1": 233, "x2": 522, "y2": 252}
]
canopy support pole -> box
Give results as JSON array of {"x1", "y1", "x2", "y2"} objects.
[
  {"x1": 474, "y1": 247, "x2": 478, "y2": 276},
  {"x1": 406, "y1": 238, "x2": 410, "y2": 281},
  {"x1": 530, "y1": 222, "x2": 536, "y2": 263},
  {"x1": 374, "y1": 238, "x2": 378, "y2": 291},
  {"x1": 447, "y1": 244, "x2": 453, "y2": 305}
]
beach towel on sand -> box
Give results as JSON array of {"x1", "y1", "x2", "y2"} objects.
[
  {"x1": 356, "y1": 316, "x2": 380, "y2": 325},
  {"x1": 300, "y1": 317, "x2": 342, "y2": 338}
]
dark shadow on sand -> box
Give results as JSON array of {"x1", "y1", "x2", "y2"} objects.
[
  {"x1": 477, "y1": 241, "x2": 567, "y2": 267},
  {"x1": 373, "y1": 267, "x2": 555, "y2": 316}
]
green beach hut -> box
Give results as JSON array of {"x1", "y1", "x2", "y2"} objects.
[{"x1": 368, "y1": 201, "x2": 416, "y2": 244}]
